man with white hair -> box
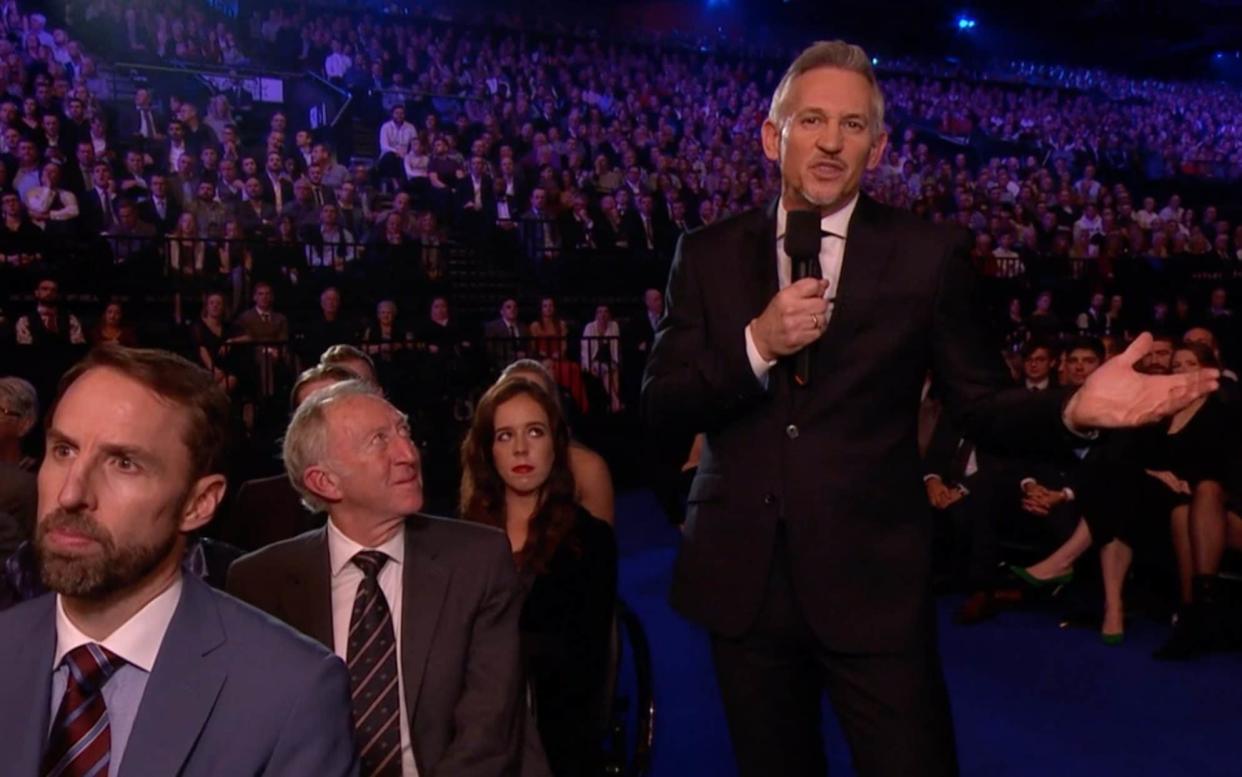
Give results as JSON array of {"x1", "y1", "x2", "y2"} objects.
[
  {"x1": 228, "y1": 381, "x2": 542, "y2": 777},
  {"x1": 0, "y1": 376, "x2": 38, "y2": 559}
]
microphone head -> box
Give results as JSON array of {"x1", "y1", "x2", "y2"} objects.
[{"x1": 785, "y1": 209, "x2": 823, "y2": 261}]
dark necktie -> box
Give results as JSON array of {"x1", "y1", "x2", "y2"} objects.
[
  {"x1": 347, "y1": 550, "x2": 402, "y2": 777},
  {"x1": 42, "y1": 644, "x2": 126, "y2": 777}
]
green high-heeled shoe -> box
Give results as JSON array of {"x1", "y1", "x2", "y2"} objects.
[
  {"x1": 1100, "y1": 631, "x2": 1125, "y2": 646},
  {"x1": 1008, "y1": 565, "x2": 1074, "y2": 588}
]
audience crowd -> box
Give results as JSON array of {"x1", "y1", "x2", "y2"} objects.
[{"x1": 0, "y1": 1, "x2": 1241, "y2": 775}]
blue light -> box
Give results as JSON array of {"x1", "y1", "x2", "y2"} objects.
[
  {"x1": 871, "y1": 57, "x2": 879, "y2": 66},
  {"x1": 956, "y1": 16, "x2": 977, "y2": 30},
  {"x1": 1216, "y1": 51, "x2": 1226, "y2": 60}
]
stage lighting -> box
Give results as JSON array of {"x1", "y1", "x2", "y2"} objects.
[
  {"x1": 871, "y1": 57, "x2": 879, "y2": 65},
  {"x1": 956, "y1": 16, "x2": 977, "y2": 31}
]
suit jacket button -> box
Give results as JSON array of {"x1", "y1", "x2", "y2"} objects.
[
  {"x1": 785, "y1": 424, "x2": 799, "y2": 439},
  {"x1": 763, "y1": 492, "x2": 777, "y2": 506}
]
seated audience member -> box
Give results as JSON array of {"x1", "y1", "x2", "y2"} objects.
[
  {"x1": 0, "y1": 346, "x2": 357, "y2": 774},
  {"x1": 484, "y1": 298, "x2": 528, "y2": 371},
  {"x1": 88, "y1": 299, "x2": 140, "y2": 347},
  {"x1": 228, "y1": 380, "x2": 542, "y2": 776},
  {"x1": 0, "y1": 377, "x2": 38, "y2": 559},
  {"x1": 460, "y1": 377, "x2": 618, "y2": 775},
  {"x1": 529, "y1": 296, "x2": 588, "y2": 414},
  {"x1": 1018, "y1": 342, "x2": 1230, "y2": 645},
  {"x1": 581, "y1": 304, "x2": 623, "y2": 413},
  {"x1": 190, "y1": 291, "x2": 240, "y2": 394},
  {"x1": 1020, "y1": 338, "x2": 1058, "y2": 391},
  {"x1": 231, "y1": 281, "x2": 290, "y2": 402},
  {"x1": 501, "y1": 359, "x2": 616, "y2": 524},
  {"x1": 223, "y1": 363, "x2": 357, "y2": 551},
  {"x1": 24, "y1": 161, "x2": 79, "y2": 237},
  {"x1": 418, "y1": 295, "x2": 471, "y2": 356},
  {"x1": 298, "y1": 287, "x2": 357, "y2": 367},
  {"x1": 360, "y1": 298, "x2": 414, "y2": 369}
]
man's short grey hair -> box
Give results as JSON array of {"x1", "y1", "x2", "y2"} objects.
[
  {"x1": 0, "y1": 377, "x2": 38, "y2": 428},
  {"x1": 768, "y1": 40, "x2": 885, "y2": 133},
  {"x1": 282, "y1": 379, "x2": 382, "y2": 512}
]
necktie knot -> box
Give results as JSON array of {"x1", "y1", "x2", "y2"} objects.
[
  {"x1": 63, "y1": 643, "x2": 125, "y2": 696},
  {"x1": 351, "y1": 549, "x2": 388, "y2": 580}
]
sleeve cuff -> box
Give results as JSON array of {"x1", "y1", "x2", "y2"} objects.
[
  {"x1": 1020, "y1": 477, "x2": 1036, "y2": 490},
  {"x1": 1063, "y1": 487, "x2": 1075, "y2": 501},
  {"x1": 744, "y1": 323, "x2": 777, "y2": 385}
]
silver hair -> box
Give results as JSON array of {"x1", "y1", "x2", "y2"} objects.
[
  {"x1": 0, "y1": 376, "x2": 38, "y2": 428},
  {"x1": 282, "y1": 379, "x2": 382, "y2": 513},
  {"x1": 767, "y1": 40, "x2": 885, "y2": 134}
]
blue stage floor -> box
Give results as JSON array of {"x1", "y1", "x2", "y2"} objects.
[{"x1": 615, "y1": 491, "x2": 1242, "y2": 777}]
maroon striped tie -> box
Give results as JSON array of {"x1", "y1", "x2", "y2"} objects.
[
  {"x1": 347, "y1": 550, "x2": 402, "y2": 777},
  {"x1": 42, "y1": 643, "x2": 126, "y2": 777}
]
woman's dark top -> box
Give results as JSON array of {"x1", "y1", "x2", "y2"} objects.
[{"x1": 519, "y1": 506, "x2": 618, "y2": 777}]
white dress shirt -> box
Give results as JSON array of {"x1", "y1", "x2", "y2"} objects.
[
  {"x1": 326, "y1": 519, "x2": 417, "y2": 777},
  {"x1": 745, "y1": 194, "x2": 859, "y2": 380},
  {"x1": 50, "y1": 575, "x2": 183, "y2": 777}
]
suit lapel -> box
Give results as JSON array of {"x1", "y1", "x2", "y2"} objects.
[
  {"x1": 815, "y1": 194, "x2": 896, "y2": 369},
  {"x1": 120, "y1": 576, "x2": 227, "y2": 777},
  {"x1": 282, "y1": 528, "x2": 334, "y2": 649},
  {"x1": 399, "y1": 515, "x2": 450, "y2": 739},
  {"x1": 0, "y1": 596, "x2": 55, "y2": 773},
  {"x1": 748, "y1": 201, "x2": 780, "y2": 316}
]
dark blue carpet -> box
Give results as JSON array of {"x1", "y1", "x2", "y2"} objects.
[{"x1": 614, "y1": 490, "x2": 1242, "y2": 777}]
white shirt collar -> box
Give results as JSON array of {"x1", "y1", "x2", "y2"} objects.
[
  {"x1": 1026, "y1": 378, "x2": 1050, "y2": 390},
  {"x1": 54, "y1": 574, "x2": 183, "y2": 673},
  {"x1": 326, "y1": 517, "x2": 405, "y2": 579},
  {"x1": 776, "y1": 193, "x2": 859, "y2": 243}
]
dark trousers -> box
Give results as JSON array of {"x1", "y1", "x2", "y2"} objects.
[{"x1": 710, "y1": 528, "x2": 958, "y2": 777}]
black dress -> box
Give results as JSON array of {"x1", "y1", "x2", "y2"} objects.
[
  {"x1": 519, "y1": 507, "x2": 618, "y2": 777},
  {"x1": 1079, "y1": 396, "x2": 1231, "y2": 546}
]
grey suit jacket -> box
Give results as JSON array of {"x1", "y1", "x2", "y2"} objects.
[
  {"x1": 0, "y1": 573, "x2": 358, "y2": 777},
  {"x1": 227, "y1": 514, "x2": 545, "y2": 777}
]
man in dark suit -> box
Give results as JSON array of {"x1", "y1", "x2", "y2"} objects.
[
  {"x1": 139, "y1": 174, "x2": 182, "y2": 235},
  {"x1": 0, "y1": 346, "x2": 357, "y2": 776},
  {"x1": 78, "y1": 162, "x2": 117, "y2": 236},
  {"x1": 228, "y1": 381, "x2": 540, "y2": 776},
  {"x1": 483, "y1": 297, "x2": 528, "y2": 372},
  {"x1": 642, "y1": 40, "x2": 1220, "y2": 777},
  {"x1": 454, "y1": 155, "x2": 497, "y2": 227}
]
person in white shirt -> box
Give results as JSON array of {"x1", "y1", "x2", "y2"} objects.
[
  {"x1": 24, "y1": 161, "x2": 79, "y2": 232},
  {"x1": 378, "y1": 105, "x2": 417, "y2": 183},
  {"x1": 323, "y1": 40, "x2": 350, "y2": 80},
  {"x1": 581, "y1": 304, "x2": 623, "y2": 412}
]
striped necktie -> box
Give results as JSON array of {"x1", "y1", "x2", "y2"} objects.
[
  {"x1": 347, "y1": 550, "x2": 402, "y2": 776},
  {"x1": 42, "y1": 643, "x2": 126, "y2": 777}
]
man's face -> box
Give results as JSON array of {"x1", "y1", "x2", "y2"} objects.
[
  {"x1": 315, "y1": 395, "x2": 423, "y2": 519},
  {"x1": 1142, "y1": 340, "x2": 1174, "y2": 374},
  {"x1": 1064, "y1": 348, "x2": 1101, "y2": 387},
  {"x1": 267, "y1": 152, "x2": 282, "y2": 173},
  {"x1": 531, "y1": 189, "x2": 546, "y2": 210},
  {"x1": 197, "y1": 182, "x2": 215, "y2": 202},
  {"x1": 645, "y1": 289, "x2": 664, "y2": 316},
  {"x1": 34, "y1": 279, "x2": 58, "y2": 304},
  {"x1": 307, "y1": 164, "x2": 323, "y2": 184},
  {"x1": 321, "y1": 204, "x2": 339, "y2": 226},
  {"x1": 168, "y1": 122, "x2": 184, "y2": 140},
  {"x1": 1023, "y1": 348, "x2": 1054, "y2": 382},
  {"x1": 35, "y1": 368, "x2": 203, "y2": 599},
  {"x1": 321, "y1": 288, "x2": 341, "y2": 315},
  {"x1": 244, "y1": 178, "x2": 262, "y2": 199},
  {"x1": 762, "y1": 67, "x2": 887, "y2": 213},
  {"x1": 501, "y1": 299, "x2": 518, "y2": 322},
  {"x1": 254, "y1": 285, "x2": 273, "y2": 309},
  {"x1": 151, "y1": 176, "x2": 167, "y2": 197}
]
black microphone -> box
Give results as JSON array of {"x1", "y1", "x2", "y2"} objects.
[{"x1": 785, "y1": 209, "x2": 824, "y2": 387}]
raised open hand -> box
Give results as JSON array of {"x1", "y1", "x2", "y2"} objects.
[{"x1": 1064, "y1": 332, "x2": 1220, "y2": 429}]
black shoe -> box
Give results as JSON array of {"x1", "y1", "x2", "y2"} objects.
[{"x1": 1154, "y1": 609, "x2": 1203, "y2": 661}]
